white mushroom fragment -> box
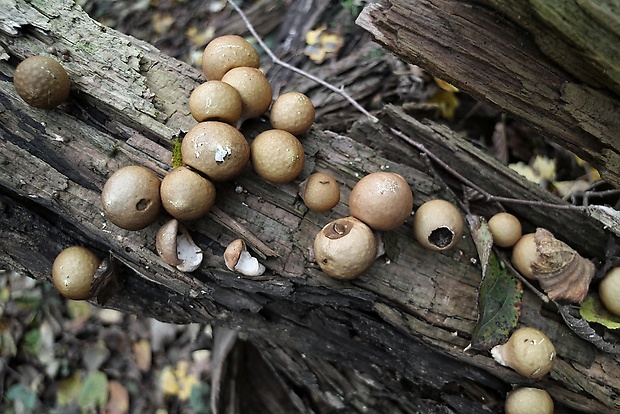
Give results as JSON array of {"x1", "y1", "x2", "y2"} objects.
[
  {"x1": 156, "y1": 219, "x2": 203, "y2": 272},
  {"x1": 224, "y1": 239, "x2": 266, "y2": 277}
]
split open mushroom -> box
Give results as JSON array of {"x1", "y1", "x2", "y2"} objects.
[
  {"x1": 224, "y1": 239, "x2": 266, "y2": 277},
  {"x1": 156, "y1": 219, "x2": 203, "y2": 272}
]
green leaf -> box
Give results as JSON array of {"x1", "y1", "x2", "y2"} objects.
[
  {"x1": 77, "y1": 370, "x2": 108, "y2": 410},
  {"x1": 57, "y1": 371, "x2": 83, "y2": 406},
  {"x1": 189, "y1": 382, "x2": 212, "y2": 414},
  {"x1": 6, "y1": 383, "x2": 38, "y2": 410},
  {"x1": 580, "y1": 294, "x2": 620, "y2": 329},
  {"x1": 470, "y1": 252, "x2": 523, "y2": 350}
]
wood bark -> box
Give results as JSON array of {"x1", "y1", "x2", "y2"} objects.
[
  {"x1": 356, "y1": 0, "x2": 620, "y2": 189},
  {"x1": 0, "y1": 1, "x2": 618, "y2": 413}
]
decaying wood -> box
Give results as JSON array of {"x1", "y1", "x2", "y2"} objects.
[
  {"x1": 1, "y1": 1, "x2": 619, "y2": 412},
  {"x1": 356, "y1": 0, "x2": 620, "y2": 189}
]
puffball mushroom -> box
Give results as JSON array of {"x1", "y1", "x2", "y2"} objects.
[
  {"x1": 221, "y1": 67, "x2": 272, "y2": 123},
  {"x1": 488, "y1": 212, "x2": 522, "y2": 248},
  {"x1": 224, "y1": 239, "x2": 266, "y2": 277},
  {"x1": 491, "y1": 327, "x2": 556, "y2": 379},
  {"x1": 52, "y1": 246, "x2": 100, "y2": 300},
  {"x1": 599, "y1": 267, "x2": 620, "y2": 316},
  {"x1": 511, "y1": 233, "x2": 537, "y2": 279},
  {"x1": 299, "y1": 172, "x2": 340, "y2": 212},
  {"x1": 269, "y1": 91, "x2": 315, "y2": 135},
  {"x1": 413, "y1": 199, "x2": 463, "y2": 251},
  {"x1": 156, "y1": 219, "x2": 203, "y2": 272},
  {"x1": 504, "y1": 387, "x2": 554, "y2": 414},
  {"x1": 313, "y1": 216, "x2": 377, "y2": 280},
  {"x1": 348, "y1": 172, "x2": 413, "y2": 232},
  {"x1": 181, "y1": 121, "x2": 250, "y2": 182},
  {"x1": 101, "y1": 165, "x2": 162, "y2": 230},
  {"x1": 201, "y1": 35, "x2": 260, "y2": 81},
  {"x1": 189, "y1": 80, "x2": 242, "y2": 124},
  {"x1": 250, "y1": 129, "x2": 305, "y2": 183},
  {"x1": 14, "y1": 55, "x2": 70, "y2": 109},
  {"x1": 160, "y1": 166, "x2": 216, "y2": 221}
]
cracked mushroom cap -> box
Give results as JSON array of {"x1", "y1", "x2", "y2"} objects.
[
  {"x1": 349, "y1": 172, "x2": 413, "y2": 232},
  {"x1": 160, "y1": 167, "x2": 216, "y2": 221},
  {"x1": 201, "y1": 35, "x2": 260, "y2": 81},
  {"x1": 313, "y1": 216, "x2": 377, "y2": 280},
  {"x1": 101, "y1": 165, "x2": 162, "y2": 230},
  {"x1": 181, "y1": 121, "x2": 250, "y2": 182},
  {"x1": 413, "y1": 199, "x2": 463, "y2": 251}
]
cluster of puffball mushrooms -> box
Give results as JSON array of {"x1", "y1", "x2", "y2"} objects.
[{"x1": 13, "y1": 34, "x2": 620, "y2": 414}]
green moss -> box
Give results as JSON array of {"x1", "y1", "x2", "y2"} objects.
[{"x1": 172, "y1": 138, "x2": 184, "y2": 168}]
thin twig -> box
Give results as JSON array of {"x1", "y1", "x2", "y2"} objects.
[
  {"x1": 227, "y1": 1, "x2": 590, "y2": 212},
  {"x1": 226, "y1": 0, "x2": 378, "y2": 123}
]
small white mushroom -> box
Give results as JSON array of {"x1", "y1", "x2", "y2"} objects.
[
  {"x1": 156, "y1": 219, "x2": 203, "y2": 272},
  {"x1": 224, "y1": 239, "x2": 265, "y2": 277}
]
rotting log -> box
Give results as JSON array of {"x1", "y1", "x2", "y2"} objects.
[
  {"x1": 356, "y1": 0, "x2": 620, "y2": 189},
  {"x1": 0, "y1": 1, "x2": 619, "y2": 413}
]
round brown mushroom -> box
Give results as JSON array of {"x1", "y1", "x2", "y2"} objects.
[
  {"x1": 160, "y1": 166, "x2": 216, "y2": 221},
  {"x1": 349, "y1": 172, "x2": 413, "y2": 232},
  {"x1": 221, "y1": 67, "x2": 272, "y2": 123},
  {"x1": 188, "y1": 80, "x2": 243, "y2": 124},
  {"x1": 269, "y1": 91, "x2": 315, "y2": 135},
  {"x1": 313, "y1": 216, "x2": 377, "y2": 280},
  {"x1": 412, "y1": 199, "x2": 463, "y2": 251},
  {"x1": 52, "y1": 246, "x2": 100, "y2": 300},
  {"x1": 181, "y1": 121, "x2": 250, "y2": 182},
  {"x1": 101, "y1": 165, "x2": 162, "y2": 230},
  {"x1": 299, "y1": 172, "x2": 340, "y2": 212},
  {"x1": 511, "y1": 233, "x2": 538, "y2": 279},
  {"x1": 599, "y1": 267, "x2": 620, "y2": 316},
  {"x1": 14, "y1": 55, "x2": 70, "y2": 109},
  {"x1": 488, "y1": 212, "x2": 522, "y2": 248},
  {"x1": 504, "y1": 387, "x2": 554, "y2": 414},
  {"x1": 201, "y1": 35, "x2": 260, "y2": 81},
  {"x1": 491, "y1": 327, "x2": 556, "y2": 379},
  {"x1": 250, "y1": 129, "x2": 305, "y2": 183}
]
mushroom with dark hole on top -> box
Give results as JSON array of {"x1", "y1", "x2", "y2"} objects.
[
  {"x1": 299, "y1": 172, "x2": 340, "y2": 212},
  {"x1": 101, "y1": 165, "x2": 162, "y2": 231},
  {"x1": 348, "y1": 171, "x2": 413, "y2": 232},
  {"x1": 201, "y1": 35, "x2": 260, "y2": 81},
  {"x1": 412, "y1": 199, "x2": 463, "y2": 251},
  {"x1": 160, "y1": 166, "x2": 216, "y2": 221},
  {"x1": 14, "y1": 55, "x2": 70, "y2": 109},
  {"x1": 156, "y1": 219, "x2": 203, "y2": 272},
  {"x1": 224, "y1": 239, "x2": 266, "y2": 277},
  {"x1": 52, "y1": 246, "x2": 100, "y2": 300},
  {"x1": 181, "y1": 121, "x2": 250, "y2": 182},
  {"x1": 313, "y1": 216, "x2": 377, "y2": 280},
  {"x1": 491, "y1": 327, "x2": 556, "y2": 379}
]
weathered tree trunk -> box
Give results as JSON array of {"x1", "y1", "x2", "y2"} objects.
[
  {"x1": 0, "y1": 1, "x2": 618, "y2": 413},
  {"x1": 356, "y1": 0, "x2": 620, "y2": 189}
]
